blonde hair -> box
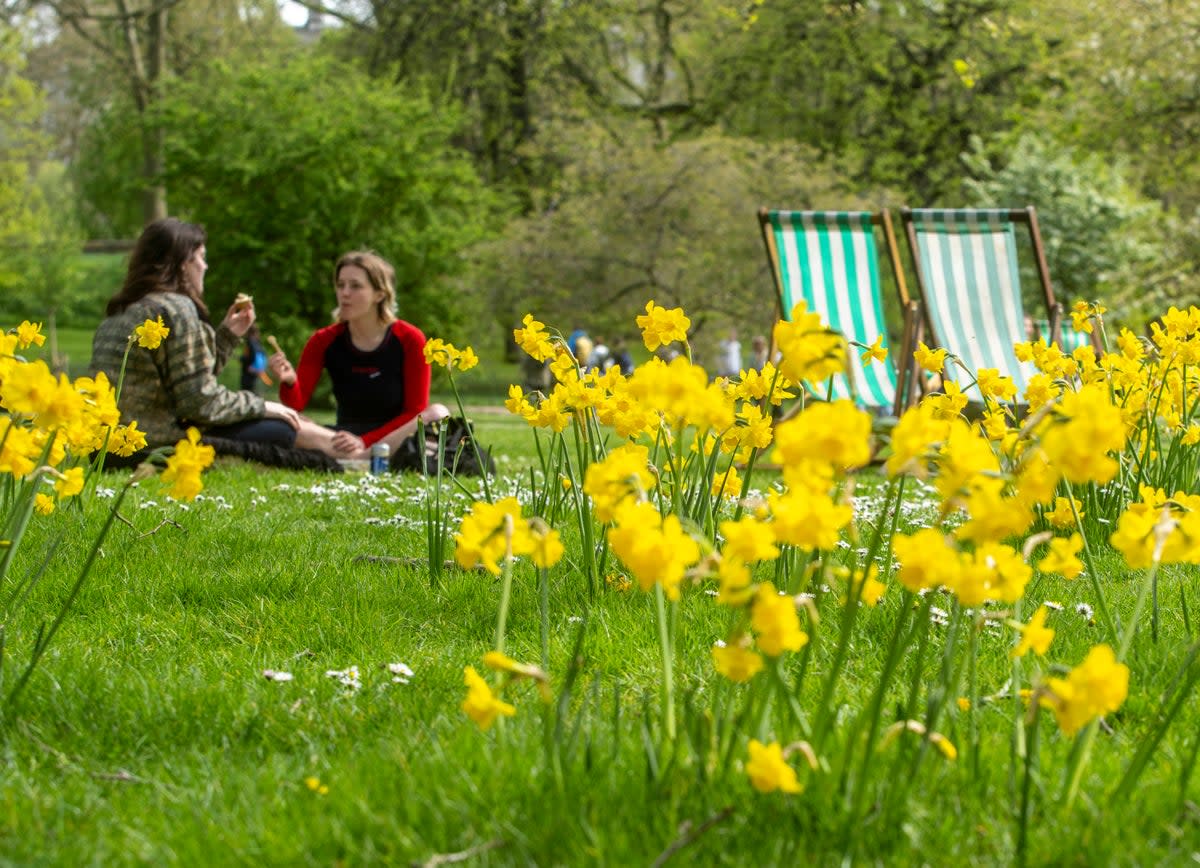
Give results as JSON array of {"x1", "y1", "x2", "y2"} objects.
[{"x1": 332, "y1": 250, "x2": 398, "y2": 324}]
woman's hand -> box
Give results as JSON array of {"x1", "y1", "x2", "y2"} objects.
[
  {"x1": 262, "y1": 400, "x2": 301, "y2": 431},
  {"x1": 331, "y1": 430, "x2": 366, "y2": 456},
  {"x1": 268, "y1": 351, "x2": 297, "y2": 386},
  {"x1": 222, "y1": 301, "x2": 255, "y2": 337}
]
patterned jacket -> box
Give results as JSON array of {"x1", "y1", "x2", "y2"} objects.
[{"x1": 89, "y1": 291, "x2": 265, "y2": 447}]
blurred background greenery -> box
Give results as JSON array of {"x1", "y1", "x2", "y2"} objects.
[{"x1": 2, "y1": 0, "x2": 1197, "y2": 393}]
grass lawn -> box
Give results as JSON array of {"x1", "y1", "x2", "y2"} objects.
[{"x1": 3, "y1": 403, "x2": 1200, "y2": 866}]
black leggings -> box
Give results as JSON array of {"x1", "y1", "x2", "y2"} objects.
[
  {"x1": 101, "y1": 418, "x2": 296, "y2": 469},
  {"x1": 204, "y1": 418, "x2": 296, "y2": 447}
]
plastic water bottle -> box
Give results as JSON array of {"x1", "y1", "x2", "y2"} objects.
[{"x1": 370, "y1": 442, "x2": 390, "y2": 475}]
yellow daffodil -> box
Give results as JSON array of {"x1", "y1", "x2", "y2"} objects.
[
  {"x1": 1011, "y1": 606, "x2": 1055, "y2": 658},
  {"x1": 160, "y1": 427, "x2": 215, "y2": 501},
  {"x1": 133, "y1": 316, "x2": 170, "y2": 349},
  {"x1": 1040, "y1": 644, "x2": 1129, "y2": 736},
  {"x1": 860, "y1": 334, "x2": 888, "y2": 364},
  {"x1": 53, "y1": 466, "x2": 84, "y2": 499},
  {"x1": 914, "y1": 341, "x2": 947, "y2": 374},
  {"x1": 1044, "y1": 496, "x2": 1082, "y2": 529},
  {"x1": 636, "y1": 301, "x2": 691, "y2": 352},
  {"x1": 15, "y1": 320, "x2": 46, "y2": 349},
  {"x1": 719, "y1": 516, "x2": 780, "y2": 564},
  {"x1": 608, "y1": 500, "x2": 701, "y2": 601},
  {"x1": 1039, "y1": 534, "x2": 1084, "y2": 579},
  {"x1": 461, "y1": 665, "x2": 516, "y2": 731},
  {"x1": 750, "y1": 582, "x2": 807, "y2": 656},
  {"x1": 513, "y1": 314, "x2": 557, "y2": 362},
  {"x1": 773, "y1": 301, "x2": 846, "y2": 386},
  {"x1": 712, "y1": 643, "x2": 764, "y2": 683},
  {"x1": 745, "y1": 740, "x2": 802, "y2": 794}
]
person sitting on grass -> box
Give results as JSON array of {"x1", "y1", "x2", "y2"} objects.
[
  {"x1": 267, "y1": 250, "x2": 449, "y2": 461},
  {"x1": 90, "y1": 217, "x2": 352, "y2": 468}
]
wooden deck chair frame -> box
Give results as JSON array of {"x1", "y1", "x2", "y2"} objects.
[
  {"x1": 900, "y1": 206, "x2": 1064, "y2": 399},
  {"x1": 757, "y1": 208, "x2": 921, "y2": 417}
]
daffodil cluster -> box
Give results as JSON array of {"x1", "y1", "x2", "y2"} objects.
[
  {"x1": 423, "y1": 338, "x2": 479, "y2": 371},
  {"x1": 454, "y1": 497, "x2": 564, "y2": 575},
  {"x1": 635, "y1": 301, "x2": 691, "y2": 352},
  {"x1": 160, "y1": 428, "x2": 216, "y2": 500},
  {"x1": 1039, "y1": 644, "x2": 1129, "y2": 735},
  {"x1": 0, "y1": 323, "x2": 144, "y2": 497},
  {"x1": 460, "y1": 650, "x2": 556, "y2": 732}
]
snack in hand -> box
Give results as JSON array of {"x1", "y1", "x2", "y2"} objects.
[
  {"x1": 267, "y1": 335, "x2": 283, "y2": 355},
  {"x1": 232, "y1": 292, "x2": 253, "y2": 310}
]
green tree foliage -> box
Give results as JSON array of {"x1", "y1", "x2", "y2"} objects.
[
  {"x1": 1031, "y1": 0, "x2": 1200, "y2": 215},
  {"x1": 0, "y1": 26, "x2": 49, "y2": 252},
  {"x1": 703, "y1": 0, "x2": 1052, "y2": 200},
  {"x1": 1023, "y1": 0, "x2": 1200, "y2": 322},
  {"x1": 39, "y1": 0, "x2": 298, "y2": 234},
  {"x1": 316, "y1": 0, "x2": 570, "y2": 206},
  {"x1": 312, "y1": 0, "x2": 724, "y2": 206},
  {"x1": 72, "y1": 94, "x2": 144, "y2": 237},
  {"x1": 475, "y1": 121, "x2": 893, "y2": 348},
  {"x1": 962, "y1": 133, "x2": 1164, "y2": 324},
  {"x1": 0, "y1": 27, "x2": 84, "y2": 318},
  {"x1": 153, "y1": 54, "x2": 502, "y2": 344}
]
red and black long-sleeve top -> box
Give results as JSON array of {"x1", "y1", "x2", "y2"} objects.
[{"x1": 280, "y1": 320, "x2": 430, "y2": 447}]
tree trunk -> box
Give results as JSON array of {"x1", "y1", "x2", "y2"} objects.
[{"x1": 141, "y1": 3, "x2": 167, "y2": 223}]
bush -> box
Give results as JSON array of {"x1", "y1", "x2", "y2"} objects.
[
  {"x1": 962, "y1": 133, "x2": 1161, "y2": 321},
  {"x1": 142, "y1": 55, "x2": 503, "y2": 351}
]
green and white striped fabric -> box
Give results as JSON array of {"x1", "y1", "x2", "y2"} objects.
[
  {"x1": 767, "y1": 210, "x2": 897, "y2": 410},
  {"x1": 908, "y1": 209, "x2": 1036, "y2": 398},
  {"x1": 1032, "y1": 317, "x2": 1094, "y2": 353}
]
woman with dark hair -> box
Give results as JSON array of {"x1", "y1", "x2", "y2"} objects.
[
  {"x1": 268, "y1": 250, "x2": 449, "y2": 457},
  {"x1": 90, "y1": 217, "x2": 358, "y2": 463}
]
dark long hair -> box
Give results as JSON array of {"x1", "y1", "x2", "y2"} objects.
[{"x1": 105, "y1": 218, "x2": 209, "y2": 319}]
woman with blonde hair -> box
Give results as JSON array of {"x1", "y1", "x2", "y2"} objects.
[{"x1": 268, "y1": 250, "x2": 449, "y2": 459}]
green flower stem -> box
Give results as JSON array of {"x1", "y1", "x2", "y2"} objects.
[
  {"x1": 767, "y1": 654, "x2": 812, "y2": 739},
  {"x1": 420, "y1": 418, "x2": 445, "y2": 587},
  {"x1": 1017, "y1": 703, "x2": 1041, "y2": 868},
  {"x1": 113, "y1": 335, "x2": 136, "y2": 408},
  {"x1": 669, "y1": 422, "x2": 686, "y2": 518},
  {"x1": 7, "y1": 478, "x2": 132, "y2": 709},
  {"x1": 967, "y1": 617, "x2": 981, "y2": 783},
  {"x1": 883, "y1": 604, "x2": 968, "y2": 828},
  {"x1": 1111, "y1": 637, "x2": 1200, "y2": 803},
  {"x1": 841, "y1": 591, "x2": 921, "y2": 817},
  {"x1": 1061, "y1": 719, "x2": 1098, "y2": 809},
  {"x1": 539, "y1": 567, "x2": 550, "y2": 670},
  {"x1": 445, "y1": 370, "x2": 492, "y2": 503},
  {"x1": 1119, "y1": 559, "x2": 1161, "y2": 660},
  {"x1": 654, "y1": 582, "x2": 676, "y2": 742},
  {"x1": 1067, "y1": 484, "x2": 1119, "y2": 643},
  {"x1": 1010, "y1": 610, "x2": 1027, "y2": 794},
  {"x1": 0, "y1": 434, "x2": 56, "y2": 586},
  {"x1": 565, "y1": 425, "x2": 598, "y2": 596},
  {"x1": 493, "y1": 519, "x2": 516, "y2": 655},
  {"x1": 732, "y1": 445, "x2": 761, "y2": 523},
  {"x1": 733, "y1": 362, "x2": 785, "y2": 522},
  {"x1": 812, "y1": 476, "x2": 906, "y2": 750}
]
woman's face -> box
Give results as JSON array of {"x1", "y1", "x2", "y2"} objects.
[
  {"x1": 336, "y1": 264, "x2": 382, "y2": 322},
  {"x1": 183, "y1": 245, "x2": 207, "y2": 295}
]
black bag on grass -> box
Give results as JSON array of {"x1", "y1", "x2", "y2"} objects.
[{"x1": 389, "y1": 416, "x2": 496, "y2": 477}]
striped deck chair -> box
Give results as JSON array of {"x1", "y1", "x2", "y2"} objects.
[
  {"x1": 758, "y1": 209, "x2": 920, "y2": 416},
  {"x1": 900, "y1": 207, "x2": 1062, "y2": 401}
]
